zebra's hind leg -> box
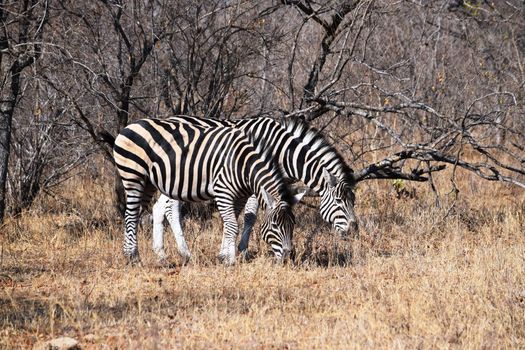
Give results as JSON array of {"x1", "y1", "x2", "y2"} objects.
[
  {"x1": 123, "y1": 188, "x2": 144, "y2": 264},
  {"x1": 123, "y1": 181, "x2": 155, "y2": 265},
  {"x1": 165, "y1": 199, "x2": 191, "y2": 263},
  {"x1": 238, "y1": 195, "x2": 259, "y2": 254},
  {"x1": 152, "y1": 196, "x2": 169, "y2": 261}
]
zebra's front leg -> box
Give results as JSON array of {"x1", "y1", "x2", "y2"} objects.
[
  {"x1": 216, "y1": 202, "x2": 239, "y2": 266},
  {"x1": 238, "y1": 195, "x2": 259, "y2": 253}
]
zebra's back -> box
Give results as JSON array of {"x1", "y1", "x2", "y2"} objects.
[{"x1": 114, "y1": 118, "x2": 242, "y2": 202}]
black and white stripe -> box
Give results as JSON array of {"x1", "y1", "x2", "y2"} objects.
[
  {"x1": 152, "y1": 115, "x2": 357, "y2": 260},
  {"x1": 113, "y1": 118, "x2": 298, "y2": 264}
]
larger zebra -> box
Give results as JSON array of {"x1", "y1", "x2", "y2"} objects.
[
  {"x1": 113, "y1": 118, "x2": 303, "y2": 264},
  {"x1": 151, "y1": 115, "x2": 358, "y2": 262}
]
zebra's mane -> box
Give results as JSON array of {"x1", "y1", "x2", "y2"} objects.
[
  {"x1": 281, "y1": 117, "x2": 356, "y2": 187},
  {"x1": 243, "y1": 129, "x2": 295, "y2": 206}
]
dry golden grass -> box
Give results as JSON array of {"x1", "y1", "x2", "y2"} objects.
[{"x1": 1, "y1": 171, "x2": 524, "y2": 349}]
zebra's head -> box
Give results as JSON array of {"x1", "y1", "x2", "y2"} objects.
[
  {"x1": 260, "y1": 189, "x2": 302, "y2": 262},
  {"x1": 320, "y1": 168, "x2": 359, "y2": 238}
]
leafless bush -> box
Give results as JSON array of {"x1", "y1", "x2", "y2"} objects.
[{"x1": 1, "y1": 0, "x2": 523, "y2": 221}]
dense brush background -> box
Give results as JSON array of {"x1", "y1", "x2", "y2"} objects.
[{"x1": 1, "y1": 0, "x2": 524, "y2": 348}]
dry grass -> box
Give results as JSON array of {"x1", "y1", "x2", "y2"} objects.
[{"x1": 1, "y1": 171, "x2": 524, "y2": 349}]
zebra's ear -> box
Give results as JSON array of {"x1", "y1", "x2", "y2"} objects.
[
  {"x1": 323, "y1": 168, "x2": 338, "y2": 187},
  {"x1": 262, "y1": 188, "x2": 276, "y2": 209},
  {"x1": 292, "y1": 190, "x2": 306, "y2": 205}
]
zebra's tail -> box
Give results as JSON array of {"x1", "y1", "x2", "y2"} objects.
[{"x1": 98, "y1": 130, "x2": 116, "y2": 147}]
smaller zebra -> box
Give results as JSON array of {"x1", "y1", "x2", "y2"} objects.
[
  {"x1": 151, "y1": 115, "x2": 358, "y2": 262},
  {"x1": 113, "y1": 119, "x2": 303, "y2": 264}
]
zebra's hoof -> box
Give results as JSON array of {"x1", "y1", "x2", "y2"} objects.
[
  {"x1": 238, "y1": 249, "x2": 255, "y2": 263},
  {"x1": 125, "y1": 251, "x2": 142, "y2": 266},
  {"x1": 156, "y1": 256, "x2": 168, "y2": 266},
  {"x1": 155, "y1": 259, "x2": 177, "y2": 269},
  {"x1": 239, "y1": 250, "x2": 248, "y2": 262},
  {"x1": 154, "y1": 249, "x2": 168, "y2": 262},
  {"x1": 238, "y1": 242, "x2": 249, "y2": 253},
  {"x1": 179, "y1": 253, "x2": 191, "y2": 266},
  {"x1": 217, "y1": 253, "x2": 235, "y2": 266}
]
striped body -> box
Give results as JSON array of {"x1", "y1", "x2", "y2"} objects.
[
  {"x1": 152, "y1": 115, "x2": 357, "y2": 261},
  {"x1": 113, "y1": 118, "x2": 296, "y2": 264}
]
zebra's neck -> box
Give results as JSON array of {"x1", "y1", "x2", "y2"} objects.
[
  {"x1": 245, "y1": 145, "x2": 289, "y2": 211},
  {"x1": 237, "y1": 117, "x2": 349, "y2": 195},
  {"x1": 301, "y1": 153, "x2": 346, "y2": 195}
]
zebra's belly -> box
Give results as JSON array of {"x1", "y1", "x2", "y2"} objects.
[
  {"x1": 148, "y1": 161, "x2": 216, "y2": 202},
  {"x1": 160, "y1": 183, "x2": 215, "y2": 203}
]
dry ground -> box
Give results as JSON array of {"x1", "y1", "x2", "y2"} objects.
[{"x1": 1, "y1": 172, "x2": 524, "y2": 349}]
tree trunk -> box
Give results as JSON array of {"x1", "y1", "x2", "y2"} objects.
[
  {"x1": 0, "y1": 60, "x2": 24, "y2": 223},
  {"x1": 0, "y1": 1, "x2": 47, "y2": 223},
  {"x1": 0, "y1": 104, "x2": 13, "y2": 222}
]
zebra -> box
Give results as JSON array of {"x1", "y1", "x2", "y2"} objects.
[
  {"x1": 113, "y1": 118, "x2": 304, "y2": 265},
  {"x1": 151, "y1": 115, "x2": 358, "y2": 262}
]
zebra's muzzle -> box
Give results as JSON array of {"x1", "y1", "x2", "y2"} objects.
[
  {"x1": 338, "y1": 220, "x2": 359, "y2": 240},
  {"x1": 282, "y1": 248, "x2": 292, "y2": 261},
  {"x1": 276, "y1": 248, "x2": 294, "y2": 264},
  {"x1": 349, "y1": 220, "x2": 359, "y2": 238}
]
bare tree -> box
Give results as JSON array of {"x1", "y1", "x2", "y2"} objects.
[
  {"x1": 7, "y1": 87, "x2": 94, "y2": 215},
  {"x1": 46, "y1": 0, "x2": 172, "y2": 214},
  {"x1": 46, "y1": 0, "x2": 290, "y2": 214},
  {"x1": 0, "y1": 0, "x2": 48, "y2": 222},
  {"x1": 158, "y1": 1, "x2": 286, "y2": 118},
  {"x1": 274, "y1": 0, "x2": 524, "y2": 191},
  {"x1": 2, "y1": 0, "x2": 523, "y2": 220}
]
